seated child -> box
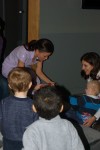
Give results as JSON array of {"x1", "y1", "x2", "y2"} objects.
[
  {"x1": 66, "y1": 80, "x2": 100, "y2": 128},
  {"x1": 0, "y1": 67, "x2": 39, "y2": 150},
  {"x1": 22, "y1": 86, "x2": 84, "y2": 150},
  {"x1": 83, "y1": 81, "x2": 100, "y2": 128}
]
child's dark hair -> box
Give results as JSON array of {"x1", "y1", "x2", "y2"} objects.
[
  {"x1": 80, "y1": 52, "x2": 100, "y2": 80},
  {"x1": 24, "y1": 38, "x2": 54, "y2": 54},
  {"x1": 33, "y1": 86, "x2": 63, "y2": 120}
]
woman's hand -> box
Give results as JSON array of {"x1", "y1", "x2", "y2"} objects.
[{"x1": 83, "y1": 116, "x2": 96, "y2": 127}]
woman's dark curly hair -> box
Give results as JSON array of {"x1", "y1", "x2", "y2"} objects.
[{"x1": 80, "y1": 52, "x2": 100, "y2": 80}]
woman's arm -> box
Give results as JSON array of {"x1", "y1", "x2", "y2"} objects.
[
  {"x1": 83, "y1": 109, "x2": 100, "y2": 127},
  {"x1": 94, "y1": 108, "x2": 100, "y2": 120},
  {"x1": 36, "y1": 61, "x2": 55, "y2": 85}
]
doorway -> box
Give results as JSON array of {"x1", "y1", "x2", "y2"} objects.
[{"x1": 4, "y1": 0, "x2": 28, "y2": 56}]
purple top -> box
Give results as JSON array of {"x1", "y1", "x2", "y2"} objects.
[{"x1": 2, "y1": 45, "x2": 37, "y2": 78}]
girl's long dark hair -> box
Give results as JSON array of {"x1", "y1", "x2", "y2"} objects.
[
  {"x1": 24, "y1": 38, "x2": 54, "y2": 54},
  {"x1": 80, "y1": 52, "x2": 100, "y2": 80}
]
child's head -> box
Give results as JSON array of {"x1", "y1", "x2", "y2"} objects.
[
  {"x1": 33, "y1": 86, "x2": 63, "y2": 120},
  {"x1": 85, "y1": 80, "x2": 100, "y2": 96},
  {"x1": 8, "y1": 67, "x2": 32, "y2": 93}
]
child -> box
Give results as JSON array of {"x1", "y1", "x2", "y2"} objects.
[
  {"x1": 22, "y1": 86, "x2": 84, "y2": 150},
  {"x1": 66, "y1": 80, "x2": 100, "y2": 127},
  {"x1": 0, "y1": 67, "x2": 39, "y2": 150},
  {"x1": 83, "y1": 80, "x2": 100, "y2": 128}
]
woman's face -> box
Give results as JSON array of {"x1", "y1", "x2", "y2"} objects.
[
  {"x1": 36, "y1": 50, "x2": 52, "y2": 62},
  {"x1": 81, "y1": 60, "x2": 94, "y2": 75}
]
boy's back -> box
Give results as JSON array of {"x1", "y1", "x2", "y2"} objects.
[
  {"x1": 0, "y1": 95, "x2": 38, "y2": 141},
  {"x1": 22, "y1": 115, "x2": 84, "y2": 150},
  {"x1": 22, "y1": 86, "x2": 84, "y2": 150},
  {"x1": 0, "y1": 67, "x2": 39, "y2": 150}
]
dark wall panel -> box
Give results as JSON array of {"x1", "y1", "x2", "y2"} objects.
[{"x1": 82, "y1": 0, "x2": 100, "y2": 9}]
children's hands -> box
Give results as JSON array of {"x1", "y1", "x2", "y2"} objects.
[
  {"x1": 34, "y1": 83, "x2": 53, "y2": 91},
  {"x1": 83, "y1": 116, "x2": 96, "y2": 127},
  {"x1": 34, "y1": 84, "x2": 44, "y2": 91},
  {"x1": 47, "y1": 81, "x2": 55, "y2": 86},
  {"x1": 33, "y1": 82, "x2": 55, "y2": 94}
]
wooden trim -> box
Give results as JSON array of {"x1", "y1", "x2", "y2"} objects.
[{"x1": 28, "y1": 0, "x2": 40, "y2": 42}]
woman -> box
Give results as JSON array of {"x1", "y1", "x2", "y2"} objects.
[
  {"x1": 80, "y1": 52, "x2": 100, "y2": 81},
  {"x1": 80, "y1": 52, "x2": 100, "y2": 127},
  {"x1": 2, "y1": 38, "x2": 55, "y2": 85},
  {"x1": 1, "y1": 38, "x2": 55, "y2": 99}
]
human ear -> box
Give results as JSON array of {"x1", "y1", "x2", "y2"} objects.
[
  {"x1": 8, "y1": 84, "x2": 12, "y2": 89},
  {"x1": 29, "y1": 82, "x2": 32, "y2": 89},
  {"x1": 35, "y1": 49, "x2": 40, "y2": 56},
  {"x1": 32, "y1": 105, "x2": 37, "y2": 112},
  {"x1": 60, "y1": 105, "x2": 63, "y2": 113}
]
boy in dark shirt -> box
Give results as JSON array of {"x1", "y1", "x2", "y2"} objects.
[{"x1": 0, "y1": 67, "x2": 39, "y2": 150}]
